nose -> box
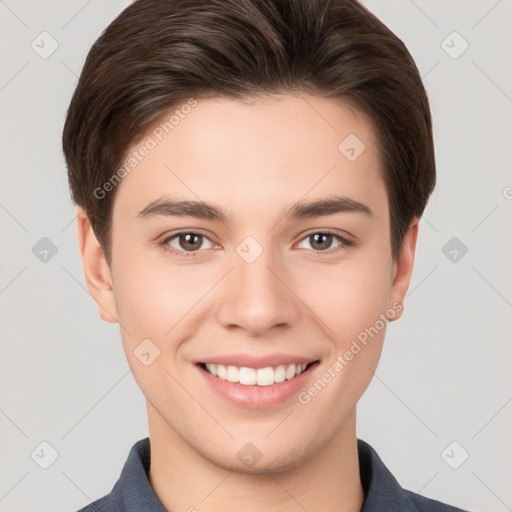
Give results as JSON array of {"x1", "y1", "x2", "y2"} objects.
[{"x1": 216, "y1": 241, "x2": 301, "y2": 336}]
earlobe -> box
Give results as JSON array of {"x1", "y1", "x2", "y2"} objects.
[
  {"x1": 76, "y1": 207, "x2": 119, "y2": 324},
  {"x1": 388, "y1": 217, "x2": 420, "y2": 321}
]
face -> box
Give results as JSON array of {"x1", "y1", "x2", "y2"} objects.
[{"x1": 79, "y1": 93, "x2": 417, "y2": 473}]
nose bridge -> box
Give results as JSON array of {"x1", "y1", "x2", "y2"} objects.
[{"x1": 217, "y1": 235, "x2": 299, "y2": 334}]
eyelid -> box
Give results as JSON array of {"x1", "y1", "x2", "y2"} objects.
[
  {"x1": 160, "y1": 228, "x2": 354, "y2": 256},
  {"x1": 298, "y1": 228, "x2": 354, "y2": 242},
  {"x1": 161, "y1": 228, "x2": 215, "y2": 242},
  {"x1": 293, "y1": 230, "x2": 354, "y2": 252},
  {"x1": 160, "y1": 229, "x2": 218, "y2": 249}
]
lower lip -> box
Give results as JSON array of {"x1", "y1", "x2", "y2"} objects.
[{"x1": 196, "y1": 362, "x2": 319, "y2": 409}]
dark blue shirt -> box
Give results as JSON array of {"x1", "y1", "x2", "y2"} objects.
[{"x1": 76, "y1": 437, "x2": 468, "y2": 511}]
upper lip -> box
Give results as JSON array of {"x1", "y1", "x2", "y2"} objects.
[{"x1": 197, "y1": 354, "x2": 319, "y2": 369}]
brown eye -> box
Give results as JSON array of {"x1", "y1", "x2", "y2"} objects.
[
  {"x1": 163, "y1": 231, "x2": 215, "y2": 256},
  {"x1": 309, "y1": 233, "x2": 334, "y2": 251},
  {"x1": 177, "y1": 233, "x2": 203, "y2": 251},
  {"x1": 296, "y1": 231, "x2": 352, "y2": 253}
]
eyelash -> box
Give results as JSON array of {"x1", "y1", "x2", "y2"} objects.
[{"x1": 159, "y1": 230, "x2": 354, "y2": 259}]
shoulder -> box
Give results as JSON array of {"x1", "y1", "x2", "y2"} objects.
[
  {"x1": 357, "y1": 439, "x2": 470, "y2": 512},
  {"x1": 75, "y1": 494, "x2": 121, "y2": 512},
  {"x1": 75, "y1": 493, "x2": 123, "y2": 512},
  {"x1": 74, "y1": 437, "x2": 166, "y2": 512},
  {"x1": 404, "y1": 490, "x2": 469, "y2": 512}
]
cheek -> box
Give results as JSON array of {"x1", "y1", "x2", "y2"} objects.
[
  {"x1": 297, "y1": 261, "x2": 391, "y2": 421},
  {"x1": 300, "y1": 257, "x2": 393, "y2": 338},
  {"x1": 111, "y1": 239, "x2": 189, "y2": 325},
  {"x1": 297, "y1": 253, "x2": 392, "y2": 404},
  {"x1": 110, "y1": 253, "x2": 189, "y2": 400}
]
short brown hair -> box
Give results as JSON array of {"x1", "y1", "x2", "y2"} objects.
[{"x1": 62, "y1": 0, "x2": 435, "y2": 264}]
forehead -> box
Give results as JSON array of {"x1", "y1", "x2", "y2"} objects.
[{"x1": 112, "y1": 93, "x2": 387, "y2": 222}]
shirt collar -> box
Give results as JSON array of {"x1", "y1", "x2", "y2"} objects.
[
  {"x1": 109, "y1": 437, "x2": 417, "y2": 511},
  {"x1": 358, "y1": 438, "x2": 417, "y2": 511},
  {"x1": 110, "y1": 437, "x2": 167, "y2": 511}
]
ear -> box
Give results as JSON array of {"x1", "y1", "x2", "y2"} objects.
[
  {"x1": 388, "y1": 217, "x2": 419, "y2": 321},
  {"x1": 76, "y1": 207, "x2": 119, "y2": 324}
]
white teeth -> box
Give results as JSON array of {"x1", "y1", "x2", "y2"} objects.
[
  {"x1": 203, "y1": 362, "x2": 309, "y2": 386},
  {"x1": 206, "y1": 363, "x2": 217, "y2": 376},
  {"x1": 256, "y1": 367, "x2": 274, "y2": 386},
  {"x1": 285, "y1": 364, "x2": 296, "y2": 380},
  {"x1": 217, "y1": 364, "x2": 227, "y2": 379},
  {"x1": 239, "y1": 367, "x2": 256, "y2": 385},
  {"x1": 226, "y1": 365, "x2": 239, "y2": 382},
  {"x1": 274, "y1": 365, "x2": 286, "y2": 383}
]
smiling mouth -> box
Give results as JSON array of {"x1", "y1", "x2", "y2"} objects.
[{"x1": 197, "y1": 361, "x2": 319, "y2": 386}]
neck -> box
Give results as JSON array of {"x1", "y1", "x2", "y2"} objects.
[{"x1": 146, "y1": 402, "x2": 364, "y2": 512}]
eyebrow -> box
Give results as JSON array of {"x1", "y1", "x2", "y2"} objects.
[{"x1": 136, "y1": 195, "x2": 373, "y2": 223}]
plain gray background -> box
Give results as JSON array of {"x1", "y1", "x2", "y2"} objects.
[{"x1": 1, "y1": 1, "x2": 511, "y2": 511}]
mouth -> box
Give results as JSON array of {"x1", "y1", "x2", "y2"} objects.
[
  {"x1": 196, "y1": 360, "x2": 320, "y2": 387},
  {"x1": 194, "y1": 353, "x2": 322, "y2": 408}
]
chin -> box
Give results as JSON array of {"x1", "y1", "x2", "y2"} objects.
[{"x1": 201, "y1": 439, "x2": 310, "y2": 475}]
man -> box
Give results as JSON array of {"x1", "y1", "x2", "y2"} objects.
[{"x1": 63, "y1": 0, "x2": 468, "y2": 510}]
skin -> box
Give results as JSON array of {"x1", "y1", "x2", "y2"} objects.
[{"x1": 77, "y1": 93, "x2": 419, "y2": 512}]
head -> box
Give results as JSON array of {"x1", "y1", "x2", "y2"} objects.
[{"x1": 63, "y1": 0, "x2": 435, "y2": 472}]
